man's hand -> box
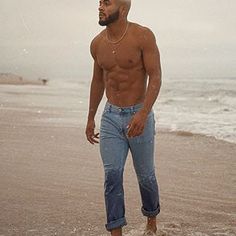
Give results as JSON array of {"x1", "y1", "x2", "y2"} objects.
[
  {"x1": 127, "y1": 110, "x2": 148, "y2": 138},
  {"x1": 86, "y1": 119, "x2": 99, "y2": 144}
]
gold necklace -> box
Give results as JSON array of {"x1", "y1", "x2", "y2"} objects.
[{"x1": 106, "y1": 22, "x2": 129, "y2": 54}]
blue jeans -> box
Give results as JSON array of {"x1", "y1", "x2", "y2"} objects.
[{"x1": 100, "y1": 102, "x2": 160, "y2": 231}]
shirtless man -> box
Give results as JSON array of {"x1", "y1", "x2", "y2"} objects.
[{"x1": 85, "y1": 0, "x2": 162, "y2": 235}]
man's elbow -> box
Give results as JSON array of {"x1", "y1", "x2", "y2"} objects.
[
  {"x1": 156, "y1": 70, "x2": 162, "y2": 89},
  {"x1": 149, "y1": 72, "x2": 161, "y2": 85}
]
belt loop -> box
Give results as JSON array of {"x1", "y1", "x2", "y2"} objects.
[
  {"x1": 131, "y1": 106, "x2": 134, "y2": 113},
  {"x1": 109, "y1": 104, "x2": 112, "y2": 113}
]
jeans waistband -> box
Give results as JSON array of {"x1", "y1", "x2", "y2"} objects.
[{"x1": 104, "y1": 102, "x2": 143, "y2": 114}]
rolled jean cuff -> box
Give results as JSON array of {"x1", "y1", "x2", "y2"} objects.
[
  {"x1": 141, "y1": 206, "x2": 160, "y2": 217},
  {"x1": 105, "y1": 217, "x2": 127, "y2": 231}
]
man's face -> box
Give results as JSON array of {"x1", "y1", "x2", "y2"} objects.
[{"x1": 98, "y1": 0, "x2": 120, "y2": 26}]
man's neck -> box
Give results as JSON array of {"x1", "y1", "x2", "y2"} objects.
[{"x1": 106, "y1": 19, "x2": 128, "y2": 41}]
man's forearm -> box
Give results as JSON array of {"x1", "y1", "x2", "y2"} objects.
[
  {"x1": 87, "y1": 79, "x2": 105, "y2": 120},
  {"x1": 141, "y1": 75, "x2": 162, "y2": 114}
]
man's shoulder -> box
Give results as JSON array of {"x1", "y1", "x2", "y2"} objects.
[
  {"x1": 90, "y1": 30, "x2": 106, "y2": 57},
  {"x1": 91, "y1": 30, "x2": 106, "y2": 46},
  {"x1": 130, "y1": 22, "x2": 156, "y2": 46},
  {"x1": 130, "y1": 22, "x2": 154, "y2": 35}
]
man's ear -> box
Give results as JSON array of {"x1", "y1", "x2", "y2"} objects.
[{"x1": 120, "y1": 5, "x2": 126, "y2": 17}]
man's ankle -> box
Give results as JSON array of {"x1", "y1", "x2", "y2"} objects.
[
  {"x1": 146, "y1": 216, "x2": 157, "y2": 232},
  {"x1": 111, "y1": 227, "x2": 122, "y2": 236}
]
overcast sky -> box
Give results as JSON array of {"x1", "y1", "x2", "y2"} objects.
[{"x1": 0, "y1": 0, "x2": 236, "y2": 80}]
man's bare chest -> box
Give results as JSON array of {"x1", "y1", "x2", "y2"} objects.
[{"x1": 96, "y1": 41, "x2": 142, "y2": 71}]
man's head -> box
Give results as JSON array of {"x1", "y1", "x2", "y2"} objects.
[{"x1": 98, "y1": 0, "x2": 131, "y2": 26}]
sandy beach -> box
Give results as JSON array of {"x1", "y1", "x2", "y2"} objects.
[
  {"x1": 0, "y1": 82, "x2": 235, "y2": 236},
  {"x1": 0, "y1": 73, "x2": 48, "y2": 86}
]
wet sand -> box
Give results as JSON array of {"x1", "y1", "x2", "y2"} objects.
[{"x1": 0, "y1": 84, "x2": 235, "y2": 236}]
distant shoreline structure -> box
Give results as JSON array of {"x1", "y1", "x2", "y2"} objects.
[{"x1": 0, "y1": 73, "x2": 48, "y2": 85}]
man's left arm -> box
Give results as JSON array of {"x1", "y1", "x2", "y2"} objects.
[
  {"x1": 127, "y1": 28, "x2": 162, "y2": 138},
  {"x1": 140, "y1": 28, "x2": 162, "y2": 114}
]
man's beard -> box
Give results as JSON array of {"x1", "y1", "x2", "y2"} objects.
[{"x1": 99, "y1": 10, "x2": 120, "y2": 26}]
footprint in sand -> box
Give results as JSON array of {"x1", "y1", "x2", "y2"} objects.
[
  {"x1": 157, "y1": 222, "x2": 182, "y2": 235},
  {"x1": 212, "y1": 230, "x2": 236, "y2": 236}
]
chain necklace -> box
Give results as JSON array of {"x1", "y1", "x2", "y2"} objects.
[{"x1": 106, "y1": 22, "x2": 129, "y2": 54}]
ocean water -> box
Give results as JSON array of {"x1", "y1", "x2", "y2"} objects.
[
  {"x1": 154, "y1": 77, "x2": 236, "y2": 143},
  {"x1": 64, "y1": 76, "x2": 236, "y2": 144},
  {"x1": 1, "y1": 76, "x2": 235, "y2": 144}
]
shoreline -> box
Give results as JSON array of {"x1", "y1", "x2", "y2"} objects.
[
  {"x1": 0, "y1": 78, "x2": 235, "y2": 145},
  {"x1": 159, "y1": 128, "x2": 236, "y2": 145},
  {"x1": 0, "y1": 73, "x2": 48, "y2": 86}
]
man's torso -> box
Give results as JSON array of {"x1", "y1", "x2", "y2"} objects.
[{"x1": 94, "y1": 23, "x2": 148, "y2": 107}]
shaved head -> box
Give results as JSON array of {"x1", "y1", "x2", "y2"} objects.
[{"x1": 119, "y1": 0, "x2": 131, "y2": 8}]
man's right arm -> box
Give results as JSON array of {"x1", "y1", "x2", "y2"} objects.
[
  {"x1": 87, "y1": 60, "x2": 104, "y2": 120},
  {"x1": 86, "y1": 38, "x2": 104, "y2": 144}
]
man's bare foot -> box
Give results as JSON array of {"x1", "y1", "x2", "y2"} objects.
[
  {"x1": 111, "y1": 227, "x2": 122, "y2": 236},
  {"x1": 145, "y1": 216, "x2": 157, "y2": 234}
]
